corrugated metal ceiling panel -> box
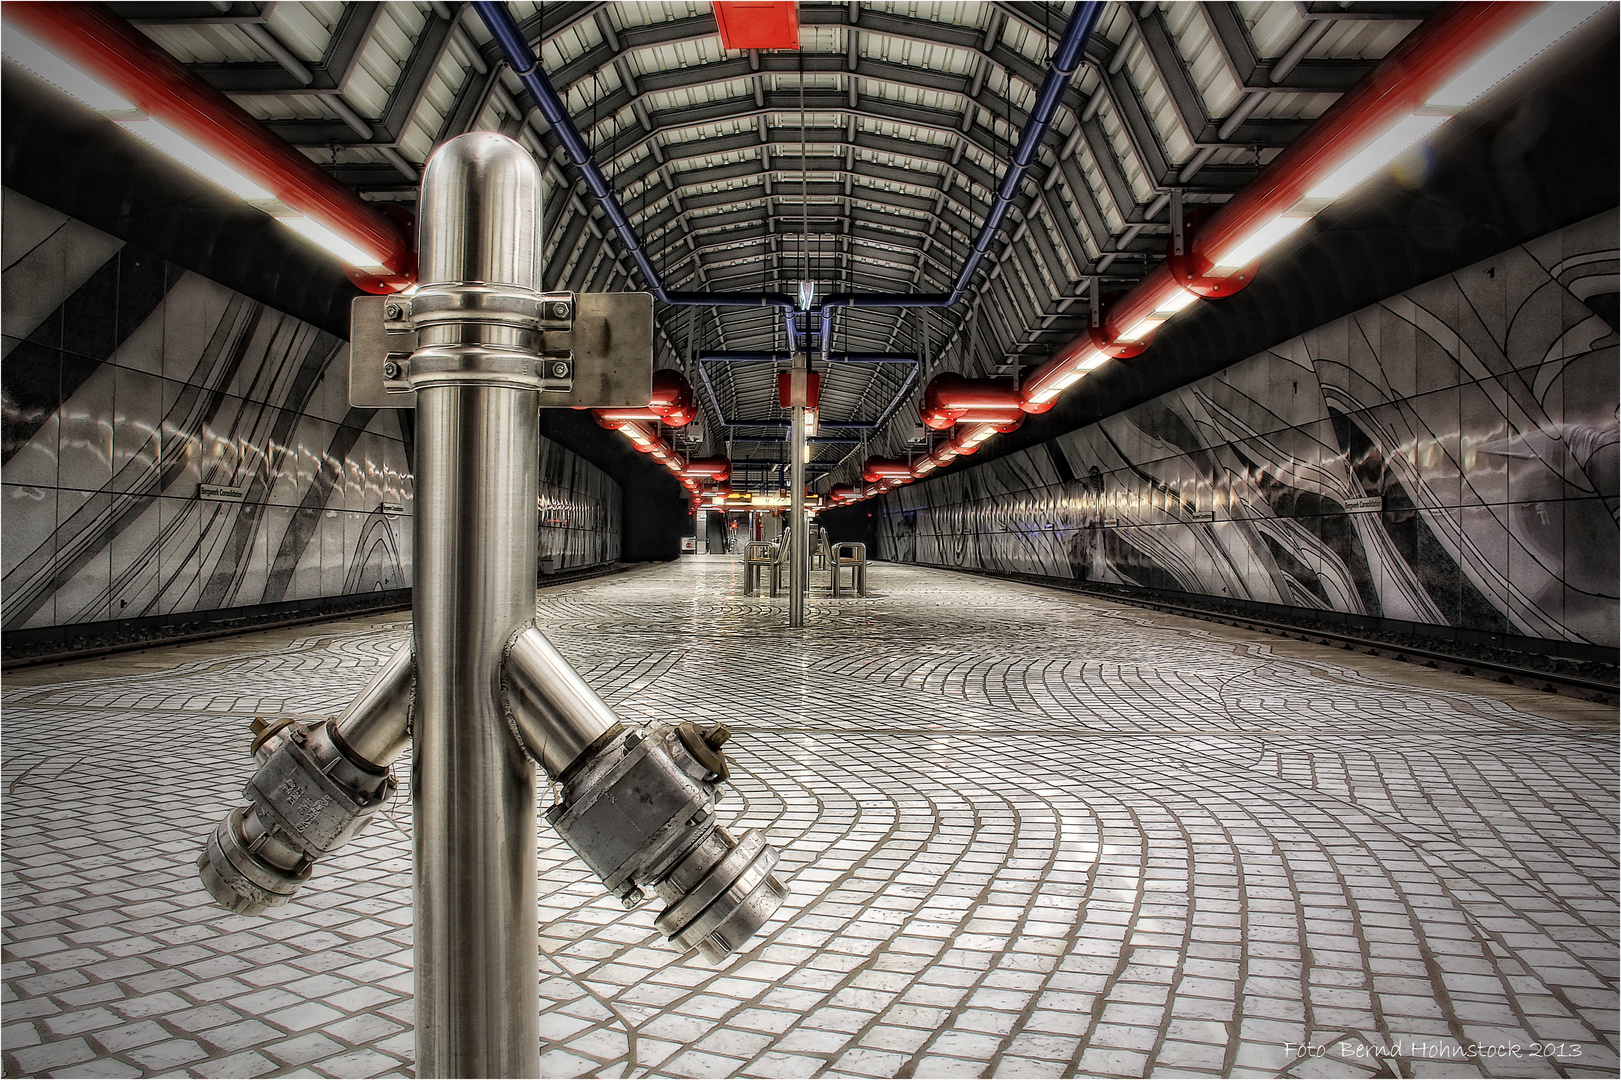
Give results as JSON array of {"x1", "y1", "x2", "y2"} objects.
[{"x1": 101, "y1": 0, "x2": 1438, "y2": 475}]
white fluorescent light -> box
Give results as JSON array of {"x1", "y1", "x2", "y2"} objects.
[
  {"x1": 1427, "y1": 3, "x2": 1609, "y2": 111},
  {"x1": 1053, "y1": 369, "x2": 1085, "y2": 390},
  {"x1": 117, "y1": 118, "x2": 273, "y2": 200},
  {"x1": 1153, "y1": 287, "x2": 1199, "y2": 315},
  {"x1": 1116, "y1": 316, "x2": 1167, "y2": 343},
  {"x1": 3, "y1": 27, "x2": 133, "y2": 111},
  {"x1": 1028, "y1": 386, "x2": 1061, "y2": 404},
  {"x1": 1306, "y1": 112, "x2": 1448, "y2": 200},
  {"x1": 965, "y1": 428, "x2": 993, "y2": 445},
  {"x1": 916, "y1": 460, "x2": 936, "y2": 474},
  {"x1": 1079, "y1": 354, "x2": 1110, "y2": 371},
  {"x1": 277, "y1": 215, "x2": 390, "y2": 271},
  {"x1": 1212, "y1": 213, "x2": 1313, "y2": 269}
]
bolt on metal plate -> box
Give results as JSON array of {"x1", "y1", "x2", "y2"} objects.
[{"x1": 350, "y1": 292, "x2": 653, "y2": 408}]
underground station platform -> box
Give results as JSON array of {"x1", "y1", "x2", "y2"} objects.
[
  {"x1": 4, "y1": 559, "x2": 1616, "y2": 1079},
  {"x1": 2, "y1": 1, "x2": 1619, "y2": 1078}
]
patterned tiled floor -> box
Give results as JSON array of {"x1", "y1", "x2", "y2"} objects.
[{"x1": 3, "y1": 557, "x2": 1616, "y2": 1079}]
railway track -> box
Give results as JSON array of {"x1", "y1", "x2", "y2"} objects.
[
  {"x1": 931, "y1": 564, "x2": 1618, "y2": 706},
  {"x1": 2, "y1": 562, "x2": 640, "y2": 672}
]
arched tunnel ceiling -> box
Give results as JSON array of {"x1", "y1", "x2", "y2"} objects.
[{"x1": 98, "y1": 0, "x2": 1442, "y2": 487}]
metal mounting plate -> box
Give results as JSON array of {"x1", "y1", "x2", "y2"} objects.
[
  {"x1": 549, "y1": 292, "x2": 653, "y2": 408},
  {"x1": 349, "y1": 295, "x2": 416, "y2": 409},
  {"x1": 349, "y1": 292, "x2": 654, "y2": 409}
]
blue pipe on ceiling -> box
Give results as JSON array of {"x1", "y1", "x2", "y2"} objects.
[
  {"x1": 474, "y1": 0, "x2": 1102, "y2": 366},
  {"x1": 696, "y1": 353, "x2": 918, "y2": 365},
  {"x1": 814, "y1": 0, "x2": 1104, "y2": 356},
  {"x1": 472, "y1": 1, "x2": 803, "y2": 341}
]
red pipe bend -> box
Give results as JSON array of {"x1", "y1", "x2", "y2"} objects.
[
  {"x1": 681, "y1": 456, "x2": 732, "y2": 482},
  {"x1": 648, "y1": 370, "x2": 696, "y2": 427},
  {"x1": 921, "y1": 374, "x2": 1021, "y2": 429},
  {"x1": 861, "y1": 457, "x2": 914, "y2": 483},
  {"x1": 5, "y1": 3, "x2": 415, "y2": 291}
]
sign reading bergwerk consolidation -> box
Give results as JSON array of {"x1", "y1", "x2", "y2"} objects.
[
  {"x1": 1343, "y1": 496, "x2": 1384, "y2": 512},
  {"x1": 198, "y1": 483, "x2": 249, "y2": 503}
]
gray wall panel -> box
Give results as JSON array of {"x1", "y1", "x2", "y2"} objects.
[
  {"x1": 2, "y1": 189, "x2": 622, "y2": 635},
  {"x1": 877, "y1": 210, "x2": 1620, "y2": 649}
]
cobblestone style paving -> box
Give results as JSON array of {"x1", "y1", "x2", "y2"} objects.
[{"x1": 3, "y1": 558, "x2": 1616, "y2": 1079}]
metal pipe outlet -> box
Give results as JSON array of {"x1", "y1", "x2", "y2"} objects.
[
  {"x1": 195, "y1": 648, "x2": 413, "y2": 919},
  {"x1": 408, "y1": 131, "x2": 544, "y2": 1079},
  {"x1": 332, "y1": 643, "x2": 414, "y2": 766},
  {"x1": 502, "y1": 626, "x2": 616, "y2": 778}
]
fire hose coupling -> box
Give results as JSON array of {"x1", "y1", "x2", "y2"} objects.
[
  {"x1": 197, "y1": 718, "x2": 397, "y2": 916},
  {"x1": 501, "y1": 623, "x2": 786, "y2": 962},
  {"x1": 544, "y1": 721, "x2": 788, "y2": 963}
]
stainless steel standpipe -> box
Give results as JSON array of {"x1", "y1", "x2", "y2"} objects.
[
  {"x1": 788, "y1": 352, "x2": 809, "y2": 629},
  {"x1": 197, "y1": 132, "x2": 786, "y2": 1080},
  {"x1": 408, "y1": 130, "x2": 547, "y2": 1078}
]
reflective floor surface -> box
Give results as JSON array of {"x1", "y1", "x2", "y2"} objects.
[{"x1": 3, "y1": 557, "x2": 1616, "y2": 1079}]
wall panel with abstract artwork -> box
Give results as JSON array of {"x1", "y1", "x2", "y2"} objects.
[
  {"x1": 2, "y1": 189, "x2": 621, "y2": 638},
  {"x1": 878, "y1": 210, "x2": 1618, "y2": 651}
]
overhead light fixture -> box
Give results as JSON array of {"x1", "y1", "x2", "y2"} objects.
[
  {"x1": 277, "y1": 215, "x2": 391, "y2": 271},
  {"x1": 1116, "y1": 316, "x2": 1167, "y2": 343},
  {"x1": 1212, "y1": 213, "x2": 1313, "y2": 269},
  {"x1": 116, "y1": 118, "x2": 274, "y2": 201},
  {"x1": 1426, "y1": 2, "x2": 1610, "y2": 110},
  {"x1": 1, "y1": 8, "x2": 410, "y2": 286},
  {"x1": 3, "y1": 26, "x2": 131, "y2": 111},
  {"x1": 1305, "y1": 112, "x2": 1450, "y2": 201},
  {"x1": 1154, "y1": 287, "x2": 1199, "y2": 315}
]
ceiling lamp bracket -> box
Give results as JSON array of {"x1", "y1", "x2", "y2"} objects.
[{"x1": 1167, "y1": 207, "x2": 1259, "y2": 299}]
